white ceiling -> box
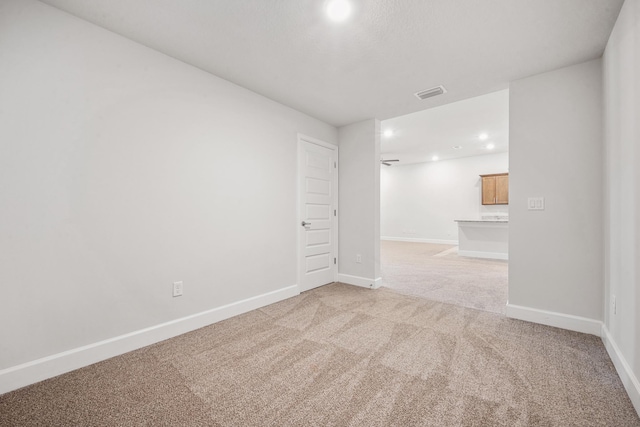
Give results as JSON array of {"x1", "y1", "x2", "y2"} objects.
[
  {"x1": 39, "y1": 0, "x2": 623, "y2": 127},
  {"x1": 381, "y1": 89, "x2": 509, "y2": 166}
]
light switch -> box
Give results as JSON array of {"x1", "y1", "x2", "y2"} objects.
[{"x1": 528, "y1": 197, "x2": 545, "y2": 210}]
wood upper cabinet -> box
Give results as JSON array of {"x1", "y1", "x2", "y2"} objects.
[{"x1": 480, "y1": 173, "x2": 509, "y2": 205}]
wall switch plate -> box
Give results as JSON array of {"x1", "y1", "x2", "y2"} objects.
[
  {"x1": 356, "y1": 254, "x2": 362, "y2": 263},
  {"x1": 173, "y1": 281, "x2": 183, "y2": 297},
  {"x1": 528, "y1": 197, "x2": 545, "y2": 210},
  {"x1": 612, "y1": 295, "x2": 616, "y2": 314}
]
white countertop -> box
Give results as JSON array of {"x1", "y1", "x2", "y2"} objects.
[{"x1": 455, "y1": 218, "x2": 508, "y2": 223}]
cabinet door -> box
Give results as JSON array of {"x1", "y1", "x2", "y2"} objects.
[
  {"x1": 495, "y1": 175, "x2": 509, "y2": 204},
  {"x1": 482, "y1": 176, "x2": 496, "y2": 205}
]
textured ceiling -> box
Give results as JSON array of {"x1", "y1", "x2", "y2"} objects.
[
  {"x1": 381, "y1": 89, "x2": 509, "y2": 165},
  {"x1": 39, "y1": 0, "x2": 623, "y2": 127}
]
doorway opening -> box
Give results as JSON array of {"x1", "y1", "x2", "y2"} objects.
[{"x1": 379, "y1": 90, "x2": 509, "y2": 314}]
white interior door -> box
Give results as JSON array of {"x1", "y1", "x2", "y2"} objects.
[{"x1": 298, "y1": 135, "x2": 337, "y2": 292}]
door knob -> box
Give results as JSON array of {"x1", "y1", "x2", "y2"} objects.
[{"x1": 301, "y1": 221, "x2": 311, "y2": 227}]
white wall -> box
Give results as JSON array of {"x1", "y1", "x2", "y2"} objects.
[
  {"x1": 380, "y1": 152, "x2": 509, "y2": 243},
  {"x1": 338, "y1": 119, "x2": 381, "y2": 287},
  {"x1": 603, "y1": 0, "x2": 640, "y2": 413},
  {"x1": 508, "y1": 59, "x2": 603, "y2": 324},
  {"x1": 0, "y1": 0, "x2": 336, "y2": 373}
]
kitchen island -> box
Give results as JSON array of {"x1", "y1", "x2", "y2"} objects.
[{"x1": 455, "y1": 218, "x2": 508, "y2": 260}]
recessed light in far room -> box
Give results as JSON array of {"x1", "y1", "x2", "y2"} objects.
[
  {"x1": 432, "y1": 156, "x2": 439, "y2": 161},
  {"x1": 486, "y1": 143, "x2": 495, "y2": 150},
  {"x1": 479, "y1": 133, "x2": 488, "y2": 141},
  {"x1": 383, "y1": 129, "x2": 394, "y2": 137},
  {"x1": 325, "y1": 0, "x2": 351, "y2": 22}
]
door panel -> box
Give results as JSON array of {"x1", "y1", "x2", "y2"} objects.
[
  {"x1": 306, "y1": 229, "x2": 331, "y2": 247},
  {"x1": 306, "y1": 177, "x2": 331, "y2": 195},
  {"x1": 306, "y1": 253, "x2": 331, "y2": 273},
  {"x1": 306, "y1": 204, "x2": 330, "y2": 220},
  {"x1": 299, "y1": 137, "x2": 337, "y2": 292}
]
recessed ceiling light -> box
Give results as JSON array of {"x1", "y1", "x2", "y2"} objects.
[
  {"x1": 486, "y1": 143, "x2": 495, "y2": 150},
  {"x1": 432, "y1": 156, "x2": 439, "y2": 161},
  {"x1": 453, "y1": 145, "x2": 462, "y2": 150},
  {"x1": 479, "y1": 133, "x2": 488, "y2": 141},
  {"x1": 383, "y1": 129, "x2": 394, "y2": 137},
  {"x1": 325, "y1": 0, "x2": 351, "y2": 22}
]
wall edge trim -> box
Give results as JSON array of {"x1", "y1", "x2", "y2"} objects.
[
  {"x1": 380, "y1": 236, "x2": 458, "y2": 245},
  {"x1": 602, "y1": 325, "x2": 640, "y2": 417},
  {"x1": 458, "y1": 250, "x2": 508, "y2": 260},
  {"x1": 337, "y1": 274, "x2": 382, "y2": 289},
  {"x1": 505, "y1": 303, "x2": 602, "y2": 336},
  {"x1": 0, "y1": 284, "x2": 300, "y2": 395}
]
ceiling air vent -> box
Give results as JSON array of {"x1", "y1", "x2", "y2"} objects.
[{"x1": 414, "y1": 85, "x2": 447, "y2": 100}]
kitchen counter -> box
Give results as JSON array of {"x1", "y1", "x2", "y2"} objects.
[
  {"x1": 455, "y1": 218, "x2": 508, "y2": 223},
  {"x1": 455, "y1": 219, "x2": 508, "y2": 260}
]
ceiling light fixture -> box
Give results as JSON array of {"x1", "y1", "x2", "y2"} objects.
[
  {"x1": 383, "y1": 129, "x2": 394, "y2": 137},
  {"x1": 432, "y1": 156, "x2": 439, "y2": 161},
  {"x1": 453, "y1": 145, "x2": 462, "y2": 150},
  {"x1": 486, "y1": 143, "x2": 495, "y2": 150},
  {"x1": 326, "y1": 0, "x2": 351, "y2": 22},
  {"x1": 479, "y1": 133, "x2": 488, "y2": 141}
]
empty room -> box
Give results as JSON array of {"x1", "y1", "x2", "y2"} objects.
[{"x1": 1, "y1": 0, "x2": 639, "y2": 426}]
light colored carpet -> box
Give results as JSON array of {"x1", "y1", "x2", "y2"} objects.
[
  {"x1": 381, "y1": 240, "x2": 508, "y2": 314},
  {"x1": 1, "y1": 283, "x2": 638, "y2": 426}
]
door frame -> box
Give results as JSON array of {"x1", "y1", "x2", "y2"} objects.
[{"x1": 297, "y1": 133, "x2": 339, "y2": 291}]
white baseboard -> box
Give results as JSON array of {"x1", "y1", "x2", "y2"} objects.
[
  {"x1": 602, "y1": 325, "x2": 640, "y2": 416},
  {"x1": 505, "y1": 303, "x2": 602, "y2": 336},
  {"x1": 458, "y1": 250, "x2": 508, "y2": 260},
  {"x1": 381, "y1": 236, "x2": 458, "y2": 245},
  {"x1": 337, "y1": 273, "x2": 382, "y2": 289},
  {"x1": 0, "y1": 284, "x2": 299, "y2": 395}
]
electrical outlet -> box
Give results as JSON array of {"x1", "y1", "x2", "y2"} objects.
[
  {"x1": 356, "y1": 254, "x2": 362, "y2": 263},
  {"x1": 173, "y1": 281, "x2": 183, "y2": 297}
]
